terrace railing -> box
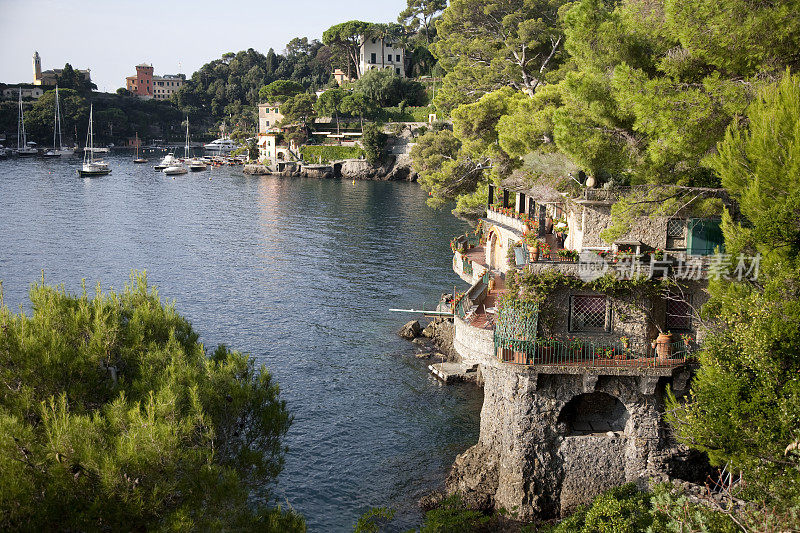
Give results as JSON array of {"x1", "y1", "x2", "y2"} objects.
[{"x1": 494, "y1": 337, "x2": 695, "y2": 368}]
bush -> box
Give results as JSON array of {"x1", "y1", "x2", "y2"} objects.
[
  {"x1": 0, "y1": 273, "x2": 303, "y2": 531},
  {"x1": 299, "y1": 144, "x2": 364, "y2": 163},
  {"x1": 362, "y1": 124, "x2": 387, "y2": 166}
]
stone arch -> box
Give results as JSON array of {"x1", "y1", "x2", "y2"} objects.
[{"x1": 558, "y1": 392, "x2": 630, "y2": 436}]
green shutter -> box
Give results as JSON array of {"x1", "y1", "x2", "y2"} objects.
[{"x1": 687, "y1": 218, "x2": 724, "y2": 255}]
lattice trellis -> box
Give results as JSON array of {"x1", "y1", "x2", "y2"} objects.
[
  {"x1": 570, "y1": 295, "x2": 607, "y2": 331},
  {"x1": 667, "y1": 218, "x2": 685, "y2": 238},
  {"x1": 495, "y1": 301, "x2": 539, "y2": 342}
]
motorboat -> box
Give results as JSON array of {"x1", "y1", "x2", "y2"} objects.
[
  {"x1": 203, "y1": 137, "x2": 237, "y2": 153},
  {"x1": 78, "y1": 104, "x2": 111, "y2": 177},
  {"x1": 15, "y1": 90, "x2": 38, "y2": 156},
  {"x1": 164, "y1": 118, "x2": 191, "y2": 175},
  {"x1": 188, "y1": 159, "x2": 207, "y2": 171},
  {"x1": 154, "y1": 153, "x2": 178, "y2": 170},
  {"x1": 0, "y1": 145, "x2": 8, "y2": 159},
  {"x1": 164, "y1": 162, "x2": 188, "y2": 175}
]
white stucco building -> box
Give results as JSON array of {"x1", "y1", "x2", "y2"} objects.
[{"x1": 359, "y1": 38, "x2": 405, "y2": 77}]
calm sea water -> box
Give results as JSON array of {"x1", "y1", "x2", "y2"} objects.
[{"x1": 0, "y1": 152, "x2": 481, "y2": 531}]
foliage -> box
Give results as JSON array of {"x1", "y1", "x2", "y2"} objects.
[
  {"x1": 667, "y1": 71, "x2": 800, "y2": 506},
  {"x1": 322, "y1": 21, "x2": 383, "y2": 79},
  {"x1": 315, "y1": 88, "x2": 347, "y2": 134},
  {"x1": 299, "y1": 144, "x2": 364, "y2": 164},
  {"x1": 22, "y1": 89, "x2": 184, "y2": 147},
  {"x1": 552, "y1": 483, "x2": 739, "y2": 533},
  {"x1": 54, "y1": 63, "x2": 96, "y2": 93},
  {"x1": 341, "y1": 92, "x2": 378, "y2": 131},
  {"x1": 279, "y1": 93, "x2": 317, "y2": 143},
  {"x1": 361, "y1": 123, "x2": 387, "y2": 166},
  {"x1": 398, "y1": 0, "x2": 447, "y2": 44},
  {"x1": 419, "y1": 494, "x2": 491, "y2": 532},
  {"x1": 352, "y1": 69, "x2": 427, "y2": 108},
  {"x1": 259, "y1": 80, "x2": 305, "y2": 103},
  {"x1": 414, "y1": 87, "x2": 521, "y2": 212},
  {"x1": 598, "y1": 187, "x2": 726, "y2": 243},
  {"x1": 0, "y1": 272, "x2": 302, "y2": 531},
  {"x1": 173, "y1": 45, "x2": 332, "y2": 130},
  {"x1": 431, "y1": 0, "x2": 568, "y2": 110},
  {"x1": 353, "y1": 507, "x2": 396, "y2": 533}
]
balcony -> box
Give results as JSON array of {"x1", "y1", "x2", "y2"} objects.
[
  {"x1": 485, "y1": 205, "x2": 527, "y2": 234},
  {"x1": 495, "y1": 337, "x2": 696, "y2": 369}
]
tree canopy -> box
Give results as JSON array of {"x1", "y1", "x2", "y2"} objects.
[
  {"x1": 667, "y1": 71, "x2": 800, "y2": 506},
  {"x1": 0, "y1": 273, "x2": 303, "y2": 531}
]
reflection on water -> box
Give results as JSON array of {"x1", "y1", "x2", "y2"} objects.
[{"x1": 0, "y1": 154, "x2": 482, "y2": 531}]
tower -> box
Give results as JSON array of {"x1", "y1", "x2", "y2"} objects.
[{"x1": 33, "y1": 51, "x2": 42, "y2": 85}]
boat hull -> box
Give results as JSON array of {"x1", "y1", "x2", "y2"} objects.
[{"x1": 77, "y1": 168, "x2": 111, "y2": 177}]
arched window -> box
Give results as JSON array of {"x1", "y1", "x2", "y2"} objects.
[{"x1": 558, "y1": 392, "x2": 629, "y2": 436}]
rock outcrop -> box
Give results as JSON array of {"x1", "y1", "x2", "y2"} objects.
[
  {"x1": 445, "y1": 364, "x2": 697, "y2": 519},
  {"x1": 398, "y1": 320, "x2": 422, "y2": 340}
]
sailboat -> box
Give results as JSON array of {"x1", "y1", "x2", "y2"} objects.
[
  {"x1": 78, "y1": 104, "x2": 111, "y2": 177},
  {"x1": 133, "y1": 132, "x2": 147, "y2": 163},
  {"x1": 163, "y1": 119, "x2": 189, "y2": 175},
  {"x1": 44, "y1": 86, "x2": 74, "y2": 157},
  {"x1": 186, "y1": 119, "x2": 207, "y2": 171},
  {"x1": 15, "y1": 89, "x2": 38, "y2": 156}
]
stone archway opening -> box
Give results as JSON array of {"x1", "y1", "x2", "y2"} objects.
[{"x1": 558, "y1": 392, "x2": 629, "y2": 436}]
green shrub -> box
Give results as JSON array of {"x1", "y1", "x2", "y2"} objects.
[
  {"x1": 300, "y1": 144, "x2": 364, "y2": 163},
  {"x1": 0, "y1": 272, "x2": 303, "y2": 531}
]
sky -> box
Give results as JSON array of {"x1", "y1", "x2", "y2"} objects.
[{"x1": 0, "y1": 0, "x2": 408, "y2": 92}]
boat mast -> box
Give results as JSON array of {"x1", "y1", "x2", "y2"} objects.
[
  {"x1": 185, "y1": 118, "x2": 190, "y2": 159},
  {"x1": 88, "y1": 104, "x2": 94, "y2": 163},
  {"x1": 55, "y1": 85, "x2": 63, "y2": 150},
  {"x1": 18, "y1": 89, "x2": 26, "y2": 150}
]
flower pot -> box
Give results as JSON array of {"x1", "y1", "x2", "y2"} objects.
[
  {"x1": 656, "y1": 332, "x2": 673, "y2": 361},
  {"x1": 528, "y1": 244, "x2": 539, "y2": 263},
  {"x1": 498, "y1": 346, "x2": 513, "y2": 362}
]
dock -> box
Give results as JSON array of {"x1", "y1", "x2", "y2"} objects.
[{"x1": 428, "y1": 362, "x2": 479, "y2": 383}]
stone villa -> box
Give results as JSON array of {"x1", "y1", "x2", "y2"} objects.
[
  {"x1": 443, "y1": 179, "x2": 731, "y2": 517},
  {"x1": 125, "y1": 64, "x2": 185, "y2": 100}
]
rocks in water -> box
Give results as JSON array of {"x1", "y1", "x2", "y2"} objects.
[
  {"x1": 419, "y1": 490, "x2": 446, "y2": 512},
  {"x1": 398, "y1": 320, "x2": 421, "y2": 339},
  {"x1": 421, "y1": 322, "x2": 436, "y2": 338}
]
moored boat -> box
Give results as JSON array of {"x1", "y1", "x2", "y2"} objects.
[{"x1": 78, "y1": 104, "x2": 111, "y2": 177}]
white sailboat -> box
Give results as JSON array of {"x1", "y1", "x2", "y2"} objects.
[
  {"x1": 185, "y1": 119, "x2": 207, "y2": 171},
  {"x1": 133, "y1": 132, "x2": 147, "y2": 163},
  {"x1": 15, "y1": 89, "x2": 38, "y2": 156},
  {"x1": 163, "y1": 119, "x2": 189, "y2": 175},
  {"x1": 43, "y1": 86, "x2": 74, "y2": 157},
  {"x1": 78, "y1": 104, "x2": 111, "y2": 177}
]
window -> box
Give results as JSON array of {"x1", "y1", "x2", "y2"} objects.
[
  {"x1": 388, "y1": 54, "x2": 393, "y2": 62},
  {"x1": 396, "y1": 54, "x2": 400, "y2": 62},
  {"x1": 370, "y1": 52, "x2": 376, "y2": 63},
  {"x1": 687, "y1": 218, "x2": 724, "y2": 255},
  {"x1": 666, "y1": 295, "x2": 693, "y2": 331},
  {"x1": 667, "y1": 219, "x2": 684, "y2": 238},
  {"x1": 569, "y1": 295, "x2": 610, "y2": 332},
  {"x1": 396, "y1": 68, "x2": 401, "y2": 75}
]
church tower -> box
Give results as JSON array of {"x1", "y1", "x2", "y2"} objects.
[{"x1": 33, "y1": 51, "x2": 42, "y2": 85}]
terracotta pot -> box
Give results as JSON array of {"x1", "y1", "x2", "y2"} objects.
[
  {"x1": 528, "y1": 244, "x2": 539, "y2": 263},
  {"x1": 656, "y1": 332, "x2": 674, "y2": 361},
  {"x1": 498, "y1": 346, "x2": 513, "y2": 362}
]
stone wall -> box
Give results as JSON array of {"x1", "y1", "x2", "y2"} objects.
[
  {"x1": 446, "y1": 364, "x2": 693, "y2": 519},
  {"x1": 453, "y1": 316, "x2": 500, "y2": 369}
]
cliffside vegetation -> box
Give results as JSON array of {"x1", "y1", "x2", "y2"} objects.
[
  {"x1": 414, "y1": 0, "x2": 800, "y2": 211},
  {"x1": 0, "y1": 273, "x2": 303, "y2": 531}
]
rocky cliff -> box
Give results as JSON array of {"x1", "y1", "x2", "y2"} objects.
[{"x1": 445, "y1": 364, "x2": 702, "y2": 519}]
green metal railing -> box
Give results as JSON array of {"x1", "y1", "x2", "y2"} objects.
[
  {"x1": 493, "y1": 337, "x2": 695, "y2": 368},
  {"x1": 454, "y1": 295, "x2": 468, "y2": 318}
]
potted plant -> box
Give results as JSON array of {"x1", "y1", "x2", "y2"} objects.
[
  {"x1": 557, "y1": 249, "x2": 578, "y2": 262},
  {"x1": 655, "y1": 331, "x2": 674, "y2": 361},
  {"x1": 538, "y1": 240, "x2": 552, "y2": 260}
]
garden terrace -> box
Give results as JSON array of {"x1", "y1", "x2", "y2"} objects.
[{"x1": 495, "y1": 337, "x2": 695, "y2": 370}]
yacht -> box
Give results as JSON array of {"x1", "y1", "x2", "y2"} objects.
[
  {"x1": 15, "y1": 90, "x2": 38, "y2": 156},
  {"x1": 188, "y1": 159, "x2": 207, "y2": 171},
  {"x1": 164, "y1": 119, "x2": 190, "y2": 176},
  {"x1": 0, "y1": 145, "x2": 8, "y2": 159},
  {"x1": 78, "y1": 104, "x2": 111, "y2": 177},
  {"x1": 154, "y1": 152, "x2": 178, "y2": 171},
  {"x1": 203, "y1": 137, "x2": 237, "y2": 154}
]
